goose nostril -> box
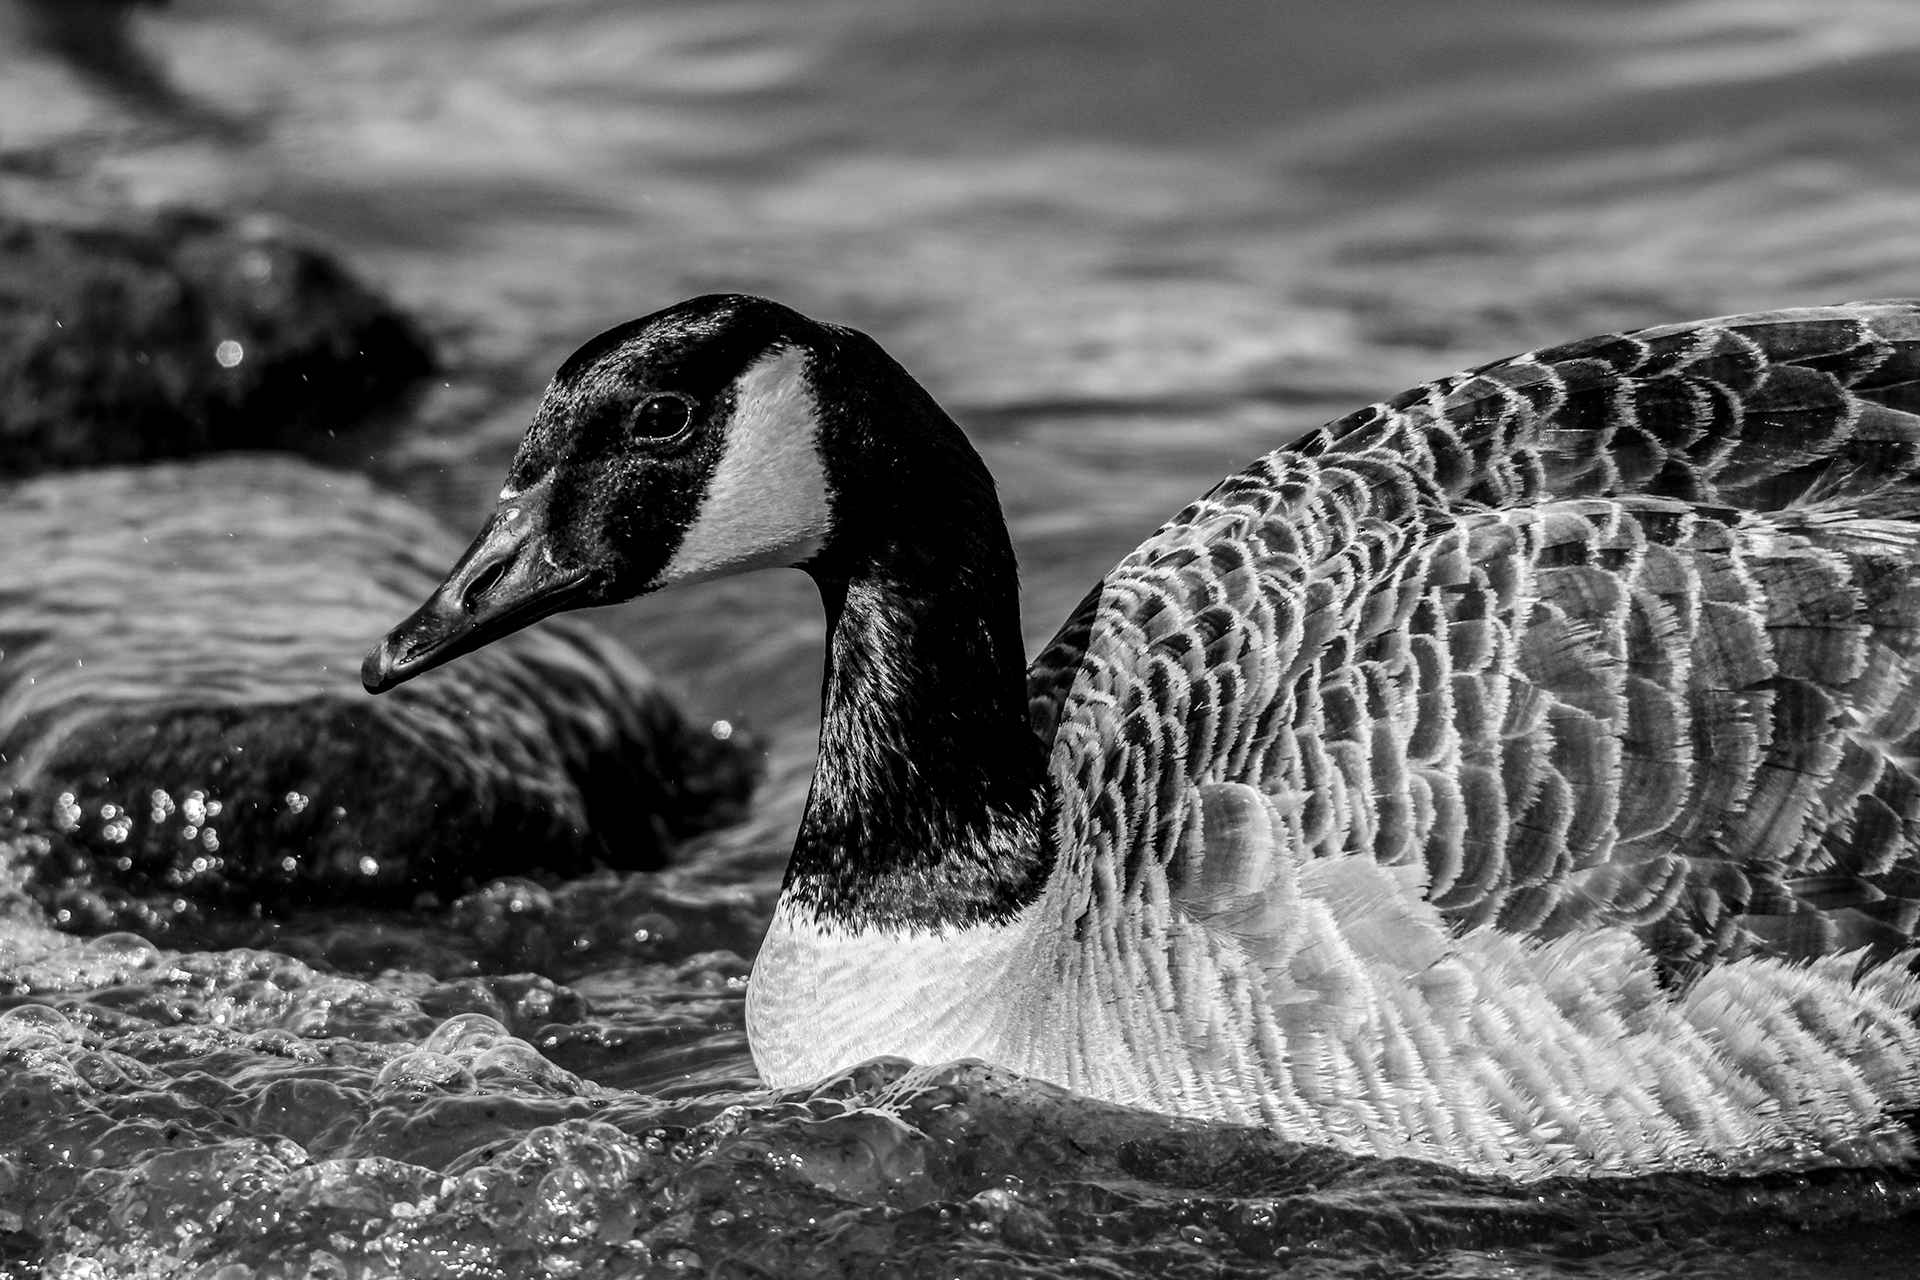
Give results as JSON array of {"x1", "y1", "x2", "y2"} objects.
[{"x1": 461, "y1": 558, "x2": 510, "y2": 613}]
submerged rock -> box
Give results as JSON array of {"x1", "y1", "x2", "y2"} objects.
[
  {"x1": 0, "y1": 208, "x2": 433, "y2": 474},
  {"x1": 0, "y1": 456, "x2": 756, "y2": 927}
]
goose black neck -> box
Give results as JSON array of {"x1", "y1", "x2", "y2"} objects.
[{"x1": 784, "y1": 337, "x2": 1051, "y2": 933}]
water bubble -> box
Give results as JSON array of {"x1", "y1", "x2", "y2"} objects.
[
  {"x1": 0, "y1": 1004, "x2": 79, "y2": 1043},
  {"x1": 215, "y1": 340, "x2": 245, "y2": 368},
  {"x1": 284, "y1": 791, "x2": 309, "y2": 814},
  {"x1": 374, "y1": 1051, "x2": 476, "y2": 1098},
  {"x1": 710, "y1": 719, "x2": 734, "y2": 741},
  {"x1": 89, "y1": 932, "x2": 162, "y2": 969},
  {"x1": 358, "y1": 856, "x2": 379, "y2": 876},
  {"x1": 527, "y1": 1165, "x2": 600, "y2": 1246},
  {"x1": 422, "y1": 1013, "x2": 513, "y2": 1057},
  {"x1": 471, "y1": 1041, "x2": 571, "y2": 1091}
]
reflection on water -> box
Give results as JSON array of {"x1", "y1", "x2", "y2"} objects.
[{"x1": 5, "y1": 0, "x2": 1920, "y2": 1274}]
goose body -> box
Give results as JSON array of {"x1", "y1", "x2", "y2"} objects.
[{"x1": 367, "y1": 297, "x2": 1920, "y2": 1179}]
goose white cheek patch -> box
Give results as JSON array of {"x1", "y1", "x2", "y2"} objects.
[{"x1": 656, "y1": 346, "x2": 831, "y2": 586}]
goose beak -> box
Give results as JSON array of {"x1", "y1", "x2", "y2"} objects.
[{"x1": 362, "y1": 479, "x2": 597, "y2": 694}]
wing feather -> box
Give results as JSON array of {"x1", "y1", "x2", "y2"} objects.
[{"x1": 1028, "y1": 302, "x2": 1920, "y2": 987}]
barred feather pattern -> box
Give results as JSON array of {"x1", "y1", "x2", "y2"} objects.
[{"x1": 1017, "y1": 302, "x2": 1920, "y2": 1176}]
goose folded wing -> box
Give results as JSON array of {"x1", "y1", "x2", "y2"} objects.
[{"x1": 1029, "y1": 304, "x2": 1920, "y2": 978}]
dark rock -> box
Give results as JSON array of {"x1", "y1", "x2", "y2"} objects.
[
  {"x1": 0, "y1": 209, "x2": 433, "y2": 475},
  {"x1": 0, "y1": 455, "x2": 756, "y2": 929}
]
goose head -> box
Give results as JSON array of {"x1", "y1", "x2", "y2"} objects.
[
  {"x1": 362, "y1": 294, "x2": 848, "y2": 692},
  {"x1": 366, "y1": 289, "x2": 1021, "y2": 694}
]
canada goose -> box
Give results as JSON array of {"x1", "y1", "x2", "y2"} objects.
[{"x1": 365, "y1": 296, "x2": 1920, "y2": 1178}]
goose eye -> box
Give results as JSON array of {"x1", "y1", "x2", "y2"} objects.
[{"x1": 631, "y1": 394, "x2": 692, "y2": 439}]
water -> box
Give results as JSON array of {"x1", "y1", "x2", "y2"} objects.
[{"x1": 5, "y1": 0, "x2": 1920, "y2": 1274}]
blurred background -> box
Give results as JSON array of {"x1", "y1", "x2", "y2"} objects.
[{"x1": 6, "y1": 0, "x2": 1920, "y2": 892}]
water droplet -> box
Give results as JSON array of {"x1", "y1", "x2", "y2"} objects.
[
  {"x1": 214, "y1": 340, "x2": 245, "y2": 368},
  {"x1": 711, "y1": 719, "x2": 734, "y2": 741}
]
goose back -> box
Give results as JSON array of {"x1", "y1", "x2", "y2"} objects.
[{"x1": 1032, "y1": 301, "x2": 1920, "y2": 966}]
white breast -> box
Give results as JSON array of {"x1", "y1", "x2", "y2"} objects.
[{"x1": 746, "y1": 897, "x2": 1059, "y2": 1087}]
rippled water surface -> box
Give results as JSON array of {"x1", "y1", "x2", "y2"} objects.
[{"x1": 7, "y1": 1, "x2": 1920, "y2": 1275}]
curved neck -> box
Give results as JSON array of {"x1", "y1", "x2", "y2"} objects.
[{"x1": 783, "y1": 353, "x2": 1051, "y2": 933}]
